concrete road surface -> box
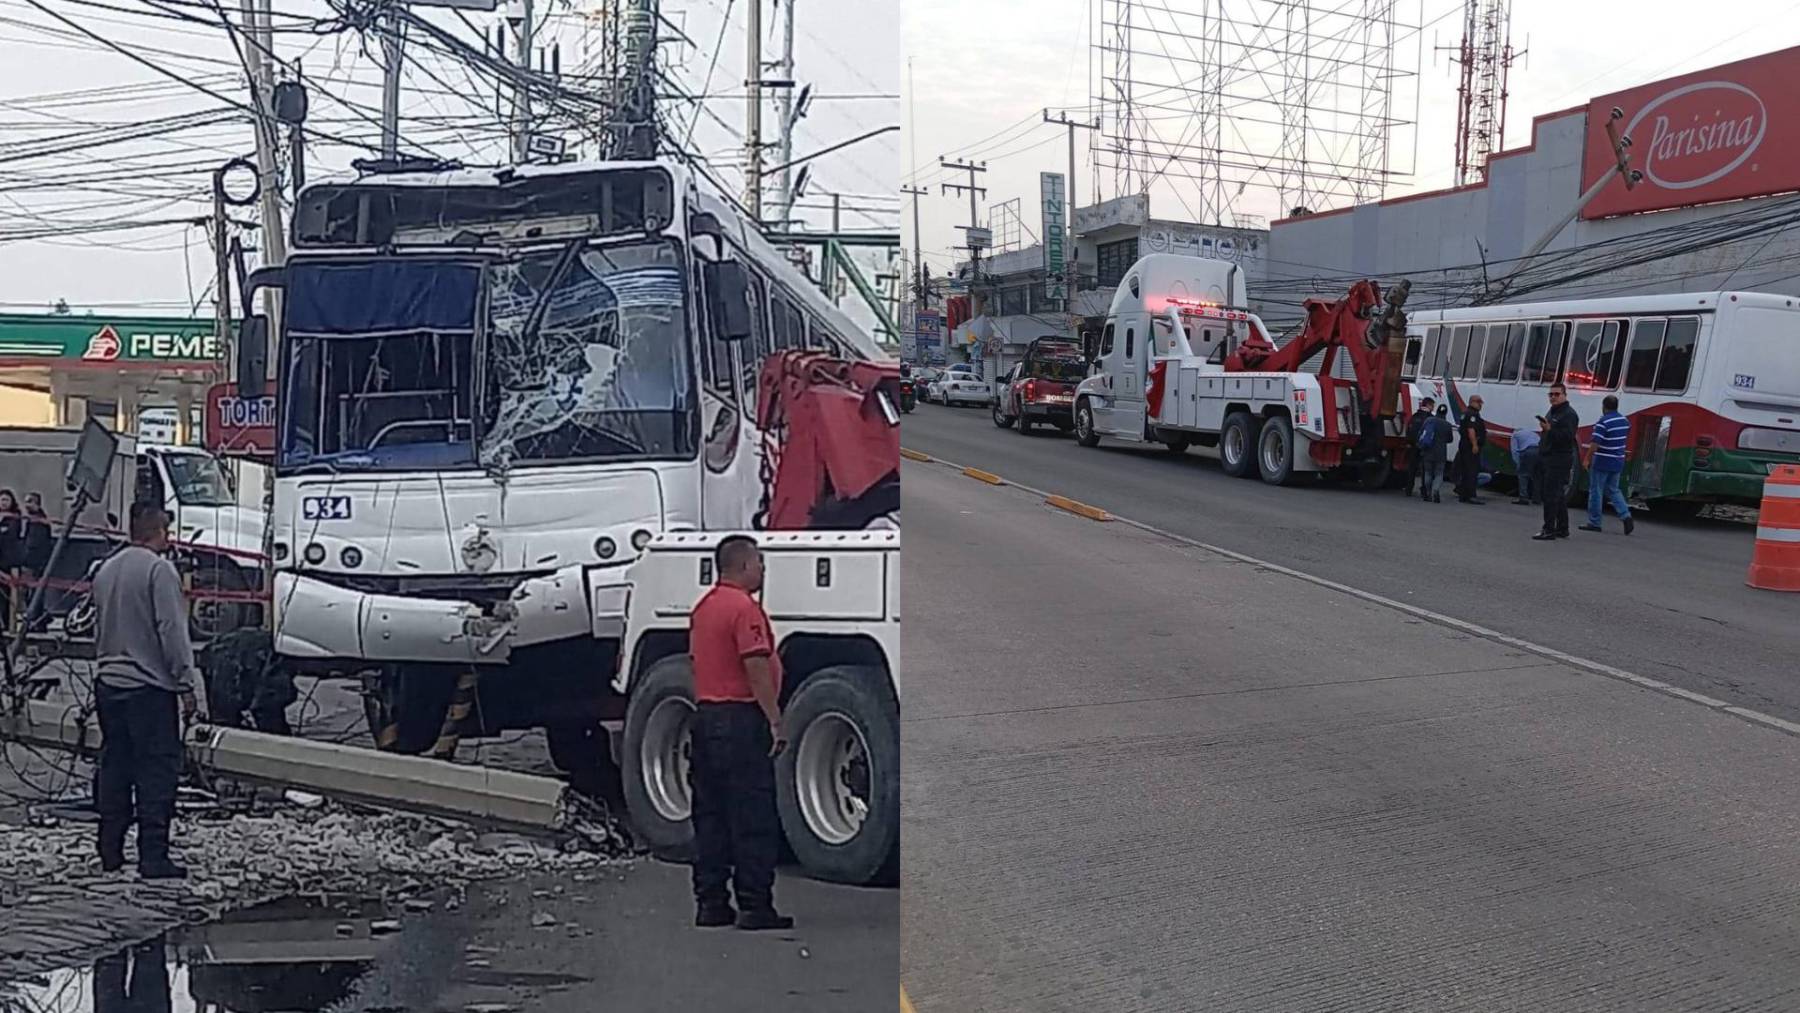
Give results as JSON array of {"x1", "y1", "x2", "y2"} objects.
[
  {"x1": 902, "y1": 458, "x2": 1800, "y2": 1012},
  {"x1": 900, "y1": 402, "x2": 1800, "y2": 721}
]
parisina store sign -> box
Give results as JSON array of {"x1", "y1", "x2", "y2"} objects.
[{"x1": 1582, "y1": 46, "x2": 1800, "y2": 218}]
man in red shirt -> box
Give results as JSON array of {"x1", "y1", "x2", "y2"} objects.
[{"x1": 687, "y1": 535, "x2": 793, "y2": 930}]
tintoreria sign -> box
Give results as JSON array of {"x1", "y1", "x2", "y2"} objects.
[
  {"x1": 1582, "y1": 46, "x2": 1800, "y2": 219},
  {"x1": 1040, "y1": 172, "x2": 1067, "y2": 302}
]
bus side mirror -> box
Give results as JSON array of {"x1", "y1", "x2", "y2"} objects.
[
  {"x1": 236, "y1": 315, "x2": 268, "y2": 399},
  {"x1": 706, "y1": 260, "x2": 754, "y2": 342}
]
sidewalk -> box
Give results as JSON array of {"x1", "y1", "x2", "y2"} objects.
[{"x1": 902, "y1": 458, "x2": 1800, "y2": 1013}]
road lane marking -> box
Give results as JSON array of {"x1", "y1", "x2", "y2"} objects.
[
  {"x1": 901, "y1": 986, "x2": 918, "y2": 1013},
  {"x1": 901, "y1": 447, "x2": 933, "y2": 462},
  {"x1": 900, "y1": 453, "x2": 1800, "y2": 740},
  {"x1": 1045, "y1": 493, "x2": 1113, "y2": 522},
  {"x1": 962, "y1": 466, "x2": 1005, "y2": 485}
]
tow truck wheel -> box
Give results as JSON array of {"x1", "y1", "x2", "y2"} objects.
[
  {"x1": 776, "y1": 666, "x2": 899, "y2": 885},
  {"x1": 1220, "y1": 412, "x2": 1260, "y2": 478},
  {"x1": 621, "y1": 656, "x2": 698, "y2": 861},
  {"x1": 1074, "y1": 401, "x2": 1101, "y2": 447},
  {"x1": 992, "y1": 404, "x2": 1013, "y2": 428},
  {"x1": 1259, "y1": 416, "x2": 1297, "y2": 486}
]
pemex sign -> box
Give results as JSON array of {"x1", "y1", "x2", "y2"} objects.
[
  {"x1": 0, "y1": 315, "x2": 220, "y2": 365},
  {"x1": 1581, "y1": 46, "x2": 1800, "y2": 219}
]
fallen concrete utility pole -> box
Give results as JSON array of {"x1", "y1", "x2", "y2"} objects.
[{"x1": 0, "y1": 699, "x2": 574, "y2": 835}]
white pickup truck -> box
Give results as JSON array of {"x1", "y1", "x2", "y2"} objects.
[{"x1": 601, "y1": 530, "x2": 900, "y2": 885}]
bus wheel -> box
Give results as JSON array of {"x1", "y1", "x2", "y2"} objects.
[
  {"x1": 776, "y1": 666, "x2": 899, "y2": 885},
  {"x1": 620, "y1": 656, "x2": 697, "y2": 861},
  {"x1": 1258, "y1": 416, "x2": 1297, "y2": 486},
  {"x1": 1075, "y1": 401, "x2": 1101, "y2": 447},
  {"x1": 1220, "y1": 412, "x2": 1261, "y2": 478},
  {"x1": 1653, "y1": 499, "x2": 1707, "y2": 521}
]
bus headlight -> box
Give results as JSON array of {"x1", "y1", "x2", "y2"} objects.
[
  {"x1": 631, "y1": 528, "x2": 653, "y2": 551},
  {"x1": 594, "y1": 536, "x2": 617, "y2": 560},
  {"x1": 303, "y1": 543, "x2": 326, "y2": 565},
  {"x1": 340, "y1": 546, "x2": 363, "y2": 568}
]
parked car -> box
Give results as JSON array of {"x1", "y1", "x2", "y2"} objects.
[
  {"x1": 991, "y1": 338, "x2": 1086, "y2": 434},
  {"x1": 931, "y1": 372, "x2": 992, "y2": 406}
]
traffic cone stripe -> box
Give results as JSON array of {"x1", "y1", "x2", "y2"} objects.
[{"x1": 1747, "y1": 463, "x2": 1800, "y2": 592}]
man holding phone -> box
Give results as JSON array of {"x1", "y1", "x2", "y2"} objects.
[{"x1": 687, "y1": 534, "x2": 794, "y2": 931}]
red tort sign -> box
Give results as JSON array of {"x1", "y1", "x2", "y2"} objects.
[
  {"x1": 1582, "y1": 47, "x2": 1800, "y2": 218},
  {"x1": 204, "y1": 382, "x2": 276, "y2": 457}
]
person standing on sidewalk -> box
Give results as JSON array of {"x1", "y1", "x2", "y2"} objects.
[
  {"x1": 1511, "y1": 417, "x2": 1542, "y2": 506},
  {"x1": 1582, "y1": 394, "x2": 1635, "y2": 535},
  {"x1": 1402, "y1": 397, "x2": 1435, "y2": 497},
  {"x1": 1534, "y1": 384, "x2": 1580, "y2": 541},
  {"x1": 687, "y1": 535, "x2": 794, "y2": 931},
  {"x1": 92, "y1": 502, "x2": 199, "y2": 879},
  {"x1": 1455, "y1": 395, "x2": 1489, "y2": 504}
]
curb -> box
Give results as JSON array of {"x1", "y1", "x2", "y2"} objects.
[
  {"x1": 1044, "y1": 494, "x2": 1113, "y2": 522},
  {"x1": 962, "y1": 467, "x2": 1004, "y2": 485},
  {"x1": 901, "y1": 987, "x2": 918, "y2": 1013},
  {"x1": 900, "y1": 448, "x2": 932, "y2": 462}
]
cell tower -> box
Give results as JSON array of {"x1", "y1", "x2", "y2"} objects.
[
  {"x1": 1448, "y1": 0, "x2": 1521, "y2": 186},
  {"x1": 1094, "y1": 0, "x2": 1417, "y2": 224}
]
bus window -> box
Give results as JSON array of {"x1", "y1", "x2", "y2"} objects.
[
  {"x1": 1481, "y1": 323, "x2": 1509, "y2": 381},
  {"x1": 1402, "y1": 336, "x2": 1422, "y2": 379},
  {"x1": 1419, "y1": 327, "x2": 1441, "y2": 378},
  {"x1": 742, "y1": 271, "x2": 770, "y2": 411},
  {"x1": 1623, "y1": 318, "x2": 1666, "y2": 389},
  {"x1": 1500, "y1": 322, "x2": 1527, "y2": 381},
  {"x1": 1654, "y1": 317, "x2": 1699, "y2": 392},
  {"x1": 1447, "y1": 325, "x2": 1471, "y2": 379},
  {"x1": 1566, "y1": 321, "x2": 1604, "y2": 388},
  {"x1": 785, "y1": 303, "x2": 805, "y2": 350},
  {"x1": 1546, "y1": 322, "x2": 1570, "y2": 384},
  {"x1": 1520, "y1": 323, "x2": 1550, "y2": 383},
  {"x1": 1597, "y1": 320, "x2": 1627, "y2": 388},
  {"x1": 1459, "y1": 325, "x2": 1486, "y2": 380}
]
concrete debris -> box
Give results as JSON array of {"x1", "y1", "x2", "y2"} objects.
[
  {"x1": 530, "y1": 911, "x2": 558, "y2": 928},
  {"x1": 0, "y1": 801, "x2": 631, "y2": 979}
]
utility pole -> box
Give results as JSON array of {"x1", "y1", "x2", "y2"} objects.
[
  {"x1": 773, "y1": 0, "x2": 797, "y2": 226},
  {"x1": 514, "y1": 0, "x2": 535, "y2": 163},
  {"x1": 238, "y1": 0, "x2": 284, "y2": 316},
  {"x1": 938, "y1": 159, "x2": 986, "y2": 300},
  {"x1": 1044, "y1": 110, "x2": 1097, "y2": 308},
  {"x1": 745, "y1": 0, "x2": 764, "y2": 221},
  {"x1": 381, "y1": 3, "x2": 405, "y2": 158},
  {"x1": 901, "y1": 183, "x2": 927, "y2": 304}
]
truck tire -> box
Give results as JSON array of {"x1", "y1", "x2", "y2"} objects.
[
  {"x1": 776, "y1": 666, "x2": 900, "y2": 885},
  {"x1": 1258, "y1": 415, "x2": 1297, "y2": 486},
  {"x1": 1074, "y1": 400, "x2": 1101, "y2": 447},
  {"x1": 620, "y1": 655, "x2": 698, "y2": 861},
  {"x1": 1220, "y1": 412, "x2": 1261, "y2": 478},
  {"x1": 1160, "y1": 431, "x2": 1190, "y2": 455},
  {"x1": 992, "y1": 403, "x2": 1013, "y2": 428},
  {"x1": 548, "y1": 722, "x2": 625, "y2": 808},
  {"x1": 1016, "y1": 411, "x2": 1034, "y2": 436},
  {"x1": 363, "y1": 664, "x2": 458, "y2": 755}
]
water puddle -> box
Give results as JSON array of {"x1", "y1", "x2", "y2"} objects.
[{"x1": 0, "y1": 894, "x2": 399, "y2": 1012}]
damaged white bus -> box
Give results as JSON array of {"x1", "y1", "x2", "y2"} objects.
[{"x1": 230, "y1": 161, "x2": 900, "y2": 878}]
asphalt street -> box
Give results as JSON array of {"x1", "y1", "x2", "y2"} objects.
[
  {"x1": 901, "y1": 458, "x2": 1800, "y2": 1012},
  {"x1": 900, "y1": 401, "x2": 1800, "y2": 721}
]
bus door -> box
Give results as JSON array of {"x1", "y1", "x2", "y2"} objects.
[
  {"x1": 699, "y1": 257, "x2": 766, "y2": 529},
  {"x1": 1631, "y1": 413, "x2": 1672, "y2": 500}
]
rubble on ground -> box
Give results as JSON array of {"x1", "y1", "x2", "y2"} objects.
[{"x1": 0, "y1": 798, "x2": 633, "y2": 979}]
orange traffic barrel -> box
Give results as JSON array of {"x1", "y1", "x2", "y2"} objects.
[{"x1": 1748, "y1": 464, "x2": 1800, "y2": 591}]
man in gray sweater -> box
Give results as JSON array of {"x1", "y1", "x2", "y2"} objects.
[{"x1": 93, "y1": 501, "x2": 200, "y2": 878}]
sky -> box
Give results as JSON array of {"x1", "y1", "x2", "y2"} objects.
[
  {"x1": 901, "y1": 0, "x2": 1800, "y2": 276},
  {"x1": 0, "y1": 0, "x2": 899, "y2": 323}
]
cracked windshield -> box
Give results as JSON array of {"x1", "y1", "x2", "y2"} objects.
[{"x1": 482, "y1": 241, "x2": 695, "y2": 469}]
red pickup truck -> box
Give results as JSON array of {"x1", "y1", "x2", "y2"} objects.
[{"x1": 991, "y1": 338, "x2": 1087, "y2": 435}]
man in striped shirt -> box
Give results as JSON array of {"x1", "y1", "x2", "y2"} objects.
[{"x1": 1583, "y1": 395, "x2": 1635, "y2": 535}]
